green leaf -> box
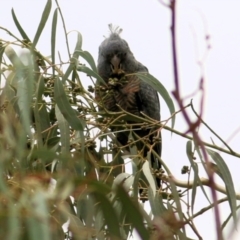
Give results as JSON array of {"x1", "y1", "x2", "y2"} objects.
[
  {"x1": 8, "y1": 204, "x2": 20, "y2": 240},
  {"x1": 132, "y1": 171, "x2": 141, "y2": 202},
  {"x1": 143, "y1": 157, "x2": 156, "y2": 193},
  {"x1": 207, "y1": 149, "x2": 237, "y2": 224},
  {"x1": 76, "y1": 194, "x2": 95, "y2": 230},
  {"x1": 78, "y1": 65, "x2": 106, "y2": 85},
  {"x1": 135, "y1": 72, "x2": 175, "y2": 128},
  {"x1": 149, "y1": 188, "x2": 168, "y2": 217},
  {"x1": 26, "y1": 191, "x2": 51, "y2": 240},
  {"x1": 116, "y1": 186, "x2": 150, "y2": 239},
  {"x1": 93, "y1": 192, "x2": 122, "y2": 239},
  {"x1": 7, "y1": 51, "x2": 34, "y2": 137},
  {"x1": 0, "y1": 45, "x2": 5, "y2": 85},
  {"x1": 33, "y1": 0, "x2": 52, "y2": 48},
  {"x1": 4, "y1": 46, "x2": 24, "y2": 67},
  {"x1": 155, "y1": 191, "x2": 168, "y2": 214},
  {"x1": 95, "y1": 210, "x2": 105, "y2": 239},
  {"x1": 186, "y1": 140, "x2": 198, "y2": 214},
  {"x1": 168, "y1": 178, "x2": 185, "y2": 233},
  {"x1": 62, "y1": 60, "x2": 75, "y2": 84},
  {"x1": 51, "y1": 8, "x2": 58, "y2": 76},
  {"x1": 34, "y1": 76, "x2": 46, "y2": 146},
  {"x1": 112, "y1": 173, "x2": 134, "y2": 192},
  {"x1": 46, "y1": 136, "x2": 60, "y2": 148},
  {"x1": 72, "y1": 32, "x2": 83, "y2": 59},
  {"x1": 148, "y1": 187, "x2": 158, "y2": 216},
  {"x1": 194, "y1": 143, "x2": 211, "y2": 204},
  {"x1": 54, "y1": 77, "x2": 85, "y2": 130},
  {"x1": 55, "y1": 105, "x2": 70, "y2": 154},
  {"x1": 11, "y1": 9, "x2": 31, "y2": 43},
  {"x1": 77, "y1": 50, "x2": 97, "y2": 72}
]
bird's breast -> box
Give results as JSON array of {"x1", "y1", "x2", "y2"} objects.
[{"x1": 96, "y1": 75, "x2": 141, "y2": 115}]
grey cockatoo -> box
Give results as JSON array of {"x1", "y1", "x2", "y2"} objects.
[{"x1": 95, "y1": 25, "x2": 162, "y2": 190}]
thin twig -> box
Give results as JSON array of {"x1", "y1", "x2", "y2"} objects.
[
  {"x1": 54, "y1": 0, "x2": 71, "y2": 59},
  {"x1": 186, "y1": 197, "x2": 229, "y2": 222},
  {"x1": 89, "y1": 118, "x2": 240, "y2": 158}
]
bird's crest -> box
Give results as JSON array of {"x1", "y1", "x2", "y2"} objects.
[{"x1": 108, "y1": 23, "x2": 122, "y2": 35}]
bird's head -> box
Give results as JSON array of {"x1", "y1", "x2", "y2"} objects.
[{"x1": 97, "y1": 25, "x2": 138, "y2": 81}]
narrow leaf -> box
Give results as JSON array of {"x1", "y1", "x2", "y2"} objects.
[
  {"x1": 77, "y1": 65, "x2": 106, "y2": 85},
  {"x1": 112, "y1": 173, "x2": 134, "y2": 192},
  {"x1": 4, "y1": 46, "x2": 24, "y2": 67},
  {"x1": 186, "y1": 140, "x2": 198, "y2": 214},
  {"x1": 62, "y1": 60, "x2": 75, "y2": 84},
  {"x1": 135, "y1": 72, "x2": 175, "y2": 128},
  {"x1": 33, "y1": 0, "x2": 52, "y2": 48},
  {"x1": 54, "y1": 77, "x2": 85, "y2": 130},
  {"x1": 11, "y1": 9, "x2": 31, "y2": 43},
  {"x1": 8, "y1": 204, "x2": 20, "y2": 240},
  {"x1": 55, "y1": 105, "x2": 70, "y2": 154},
  {"x1": 34, "y1": 76, "x2": 46, "y2": 146},
  {"x1": 0, "y1": 45, "x2": 5, "y2": 85},
  {"x1": 93, "y1": 192, "x2": 122, "y2": 239},
  {"x1": 72, "y1": 32, "x2": 83, "y2": 59},
  {"x1": 51, "y1": 8, "x2": 58, "y2": 76},
  {"x1": 116, "y1": 186, "x2": 150, "y2": 239},
  {"x1": 76, "y1": 50, "x2": 97, "y2": 72},
  {"x1": 26, "y1": 191, "x2": 51, "y2": 240},
  {"x1": 143, "y1": 158, "x2": 156, "y2": 194},
  {"x1": 194, "y1": 142, "x2": 212, "y2": 204},
  {"x1": 207, "y1": 149, "x2": 237, "y2": 224},
  {"x1": 168, "y1": 178, "x2": 185, "y2": 234}
]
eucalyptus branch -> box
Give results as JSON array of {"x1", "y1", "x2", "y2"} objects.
[
  {"x1": 183, "y1": 213, "x2": 203, "y2": 240},
  {"x1": 162, "y1": 174, "x2": 240, "y2": 200},
  {"x1": 0, "y1": 26, "x2": 24, "y2": 43},
  {"x1": 185, "y1": 197, "x2": 229, "y2": 223}
]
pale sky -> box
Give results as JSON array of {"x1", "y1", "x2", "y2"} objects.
[{"x1": 1, "y1": 0, "x2": 240, "y2": 239}]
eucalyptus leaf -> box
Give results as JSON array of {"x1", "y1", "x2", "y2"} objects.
[
  {"x1": 54, "y1": 77, "x2": 85, "y2": 130},
  {"x1": 116, "y1": 186, "x2": 150, "y2": 240},
  {"x1": 11, "y1": 8, "x2": 31, "y2": 43},
  {"x1": 33, "y1": 0, "x2": 52, "y2": 48},
  {"x1": 135, "y1": 72, "x2": 175, "y2": 128},
  {"x1": 55, "y1": 105, "x2": 70, "y2": 154},
  {"x1": 93, "y1": 192, "x2": 122, "y2": 239},
  {"x1": 78, "y1": 65, "x2": 106, "y2": 85},
  {"x1": 207, "y1": 149, "x2": 237, "y2": 224},
  {"x1": 51, "y1": 8, "x2": 58, "y2": 75},
  {"x1": 77, "y1": 50, "x2": 97, "y2": 72},
  {"x1": 186, "y1": 140, "x2": 198, "y2": 214},
  {"x1": 72, "y1": 32, "x2": 83, "y2": 59}
]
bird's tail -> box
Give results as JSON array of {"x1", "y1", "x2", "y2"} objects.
[
  {"x1": 151, "y1": 141, "x2": 162, "y2": 188},
  {"x1": 150, "y1": 132, "x2": 162, "y2": 188}
]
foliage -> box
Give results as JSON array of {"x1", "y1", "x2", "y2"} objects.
[{"x1": 0, "y1": 1, "x2": 239, "y2": 240}]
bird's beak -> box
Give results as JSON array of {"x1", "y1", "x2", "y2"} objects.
[{"x1": 110, "y1": 55, "x2": 121, "y2": 74}]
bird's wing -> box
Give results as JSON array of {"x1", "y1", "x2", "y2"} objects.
[
  {"x1": 135, "y1": 62, "x2": 162, "y2": 188},
  {"x1": 136, "y1": 62, "x2": 160, "y2": 121}
]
